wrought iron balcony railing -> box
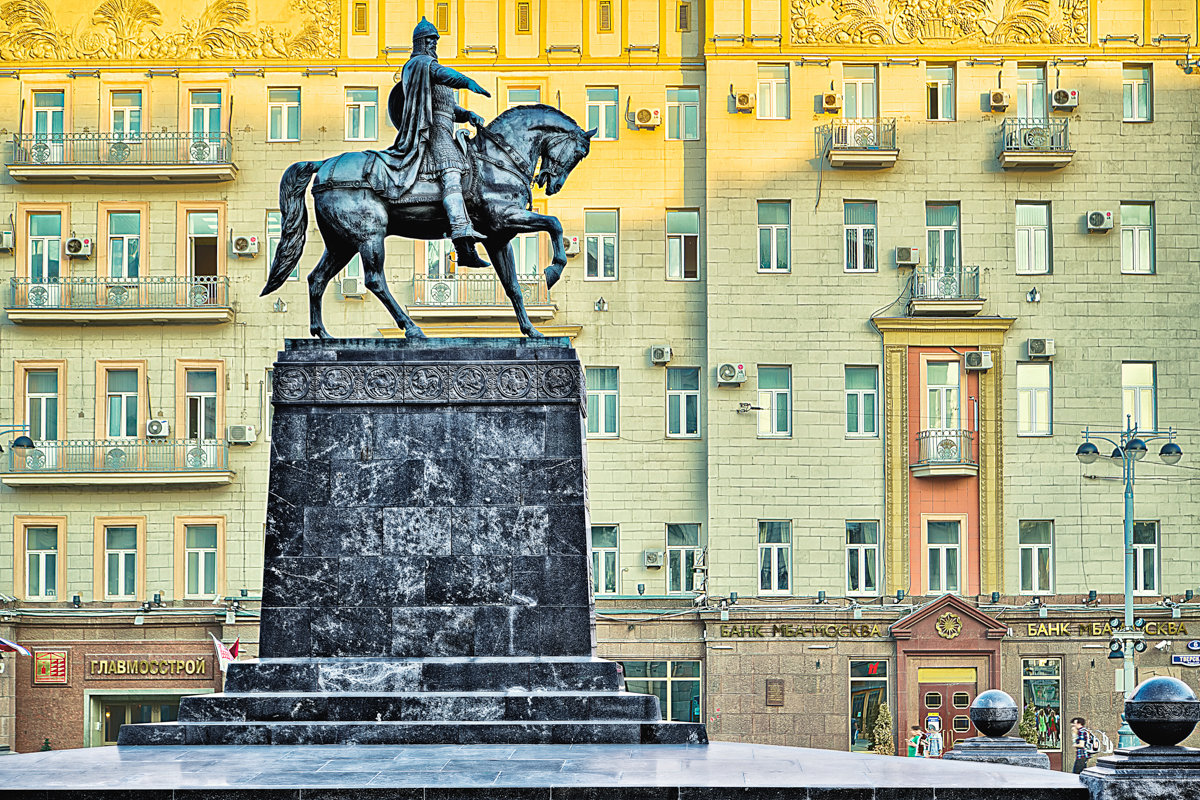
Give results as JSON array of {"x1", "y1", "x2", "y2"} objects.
[
  {"x1": 914, "y1": 429, "x2": 976, "y2": 467},
  {"x1": 8, "y1": 132, "x2": 234, "y2": 167},
  {"x1": 7, "y1": 439, "x2": 229, "y2": 474},
  {"x1": 825, "y1": 118, "x2": 897, "y2": 150},
  {"x1": 412, "y1": 274, "x2": 548, "y2": 307},
  {"x1": 1000, "y1": 118, "x2": 1070, "y2": 152},
  {"x1": 912, "y1": 265, "x2": 980, "y2": 301},
  {"x1": 8, "y1": 276, "x2": 230, "y2": 311}
]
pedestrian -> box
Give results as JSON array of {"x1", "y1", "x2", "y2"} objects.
[
  {"x1": 907, "y1": 725, "x2": 924, "y2": 757},
  {"x1": 1071, "y1": 717, "x2": 1091, "y2": 774}
]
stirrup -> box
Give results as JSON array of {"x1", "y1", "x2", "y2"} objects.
[{"x1": 450, "y1": 226, "x2": 485, "y2": 242}]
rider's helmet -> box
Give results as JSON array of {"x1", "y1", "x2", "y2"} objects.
[{"x1": 413, "y1": 16, "x2": 440, "y2": 50}]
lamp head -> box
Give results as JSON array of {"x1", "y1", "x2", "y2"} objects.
[
  {"x1": 10, "y1": 435, "x2": 34, "y2": 453},
  {"x1": 1160, "y1": 442, "x2": 1183, "y2": 466},
  {"x1": 1126, "y1": 438, "x2": 1148, "y2": 461},
  {"x1": 1076, "y1": 441, "x2": 1100, "y2": 464}
]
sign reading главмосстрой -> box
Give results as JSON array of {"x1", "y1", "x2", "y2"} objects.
[{"x1": 87, "y1": 655, "x2": 211, "y2": 680}]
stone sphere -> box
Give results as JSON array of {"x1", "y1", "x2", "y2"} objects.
[
  {"x1": 969, "y1": 689, "x2": 1020, "y2": 738},
  {"x1": 1125, "y1": 676, "x2": 1200, "y2": 747}
]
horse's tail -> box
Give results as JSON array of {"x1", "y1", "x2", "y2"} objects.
[{"x1": 261, "y1": 160, "x2": 320, "y2": 296}]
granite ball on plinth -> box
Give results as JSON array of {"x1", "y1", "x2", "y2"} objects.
[
  {"x1": 1124, "y1": 676, "x2": 1200, "y2": 746},
  {"x1": 970, "y1": 689, "x2": 1020, "y2": 738}
]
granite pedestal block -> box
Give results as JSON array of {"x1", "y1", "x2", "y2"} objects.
[
  {"x1": 120, "y1": 338, "x2": 705, "y2": 746},
  {"x1": 1081, "y1": 745, "x2": 1200, "y2": 800},
  {"x1": 942, "y1": 735, "x2": 1051, "y2": 769}
]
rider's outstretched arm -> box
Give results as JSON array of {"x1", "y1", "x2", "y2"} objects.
[{"x1": 431, "y1": 63, "x2": 491, "y2": 97}]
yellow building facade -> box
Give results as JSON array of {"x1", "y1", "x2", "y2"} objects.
[{"x1": 1, "y1": 0, "x2": 1198, "y2": 764}]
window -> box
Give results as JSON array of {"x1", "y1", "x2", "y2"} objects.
[
  {"x1": 1133, "y1": 521, "x2": 1158, "y2": 595},
  {"x1": 352, "y1": 1, "x2": 368, "y2": 33},
  {"x1": 268, "y1": 88, "x2": 301, "y2": 142},
  {"x1": 1120, "y1": 202, "x2": 1154, "y2": 274},
  {"x1": 184, "y1": 524, "x2": 219, "y2": 598},
  {"x1": 757, "y1": 521, "x2": 791, "y2": 595},
  {"x1": 510, "y1": 232, "x2": 540, "y2": 279},
  {"x1": 106, "y1": 369, "x2": 139, "y2": 438},
  {"x1": 345, "y1": 88, "x2": 378, "y2": 141},
  {"x1": 620, "y1": 660, "x2": 701, "y2": 722},
  {"x1": 597, "y1": 0, "x2": 613, "y2": 32},
  {"x1": 26, "y1": 370, "x2": 58, "y2": 442},
  {"x1": 1121, "y1": 362, "x2": 1156, "y2": 431},
  {"x1": 105, "y1": 526, "x2": 138, "y2": 599},
  {"x1": 844, "y1": 201, "x2": 876, "y2": 272},
  {"x1": 425, "y1": 238, "x2": 454, "y2": 279},
  {"x1": 1016, "y1": 362, "x2": 1051, "y2": 436},
  {"x1": 666, "y1": 367, "x2": 700, "y2": 438},
  {"x1": 926, "y1": 65, "x2": 954, "y2": 121},
  {"x1": 28, "y1": 212, "x2": 61, "y2": 284},
  {"x1": 1019, "y1": 521, "x2": 1053, "y2": 594},
  {"x1": 757, "y1": 366, "x2": 791, "y2": 437},
  {"x1": 926, "y1": 520, "x2": 960, "y2": 594},
  {"x1": 585, "y1": 210, "x2": 618, "y2": 280},
  {"x1": 1016, "y1": 65, "x2": 1047, "y2": 119},
  {"x1": 757, "y1": 65, "x2": 789, "y2": 119},
  {"x1": 843, "y1": 65, "x2": 877, "y2": 119},
  {"x1": 846, "y1": 522, "x2": 879, "y2": 596},
  {"x1": 591, "y1": 524, "x2": 618, "y2": 595},
  {"x1": 111, "y1": 90, "x2": 142, "y2": 139},
  {"x1": 185, "y1": 369, "x2": 218, "y2": 441},
  {"x1": 666, "y1": 87, "x2": 699, "y2": 140},
  {"x1": 676, "y1": 1, "x2": 691, "y2": 31},
  {"x1": 186, "y1": 210, "x2": 219, "y2": 280},
  {"x1": 25, "y1": 527, "x2": 58, "y2": 599},
  {"x1": 845, "y1": 366, "x2": 878, "y2": 437},
  {"x1": 32, "y1": 91, "x2": 64, "y2": 161},
  {"x1": 926, "y1": 203, "x2": 960, "y2": 268},
  {"x1": 1123, "y1": 65, "x2": 1151, "y2": 122},
  {"x1": 757, "y1": 201, "x2": 789, "y2": 272},
  {"x1": 666, "y1": 210, "x2": 699, "y2": 280},
  {"x1": 926, "y1": 361, "x2": 960, "y2": 430},
  {"x1": 850, "y1": 661, "x2": 888, "y2": 753},
  {"x1": 586, "y1": 87, "x2": 619, "y2": 141},
  {"x1": 1021, "y1": 658, "x2": 1063, "y2": 753},
  {"x1": 507, "y1": 87, "x2": 541, "y2": 109},
  {"x1": 434, "y1": 2, "x2": 450, "y2": 32},
  {"x1": 666, "y1": 523, "x2": 701, "y2": 594},
  {"x1": 189, "y1": 90, "x2": 222, "y2": 157},
  {"x1": 107, "y1": 210, "x2": 141, "y2": 279},
  {"x1": 585, "y1": 367, "x2": 618, "y2": 437},
  {"x1": 1015, "y1": 203, "x2": 1049, "y2": 275},
  {"x1": 266, "y1": 211, "x2": 297, "y2": 281}
]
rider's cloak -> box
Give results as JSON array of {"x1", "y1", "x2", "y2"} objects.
[{"x1": 386, "y1": 54, "x2": 471, "y2": 194}]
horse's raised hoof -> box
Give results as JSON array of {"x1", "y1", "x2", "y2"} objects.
[
  {"x1": 544, "y1": 263, "x2": 564, "y2": 290},
  {"x1": 404, "y1": 325, "x2": 428, "y2": 340}
]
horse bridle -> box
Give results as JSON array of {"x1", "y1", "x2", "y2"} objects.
[{"x1": 474, "y1": 125, "x2": 582, "y2": 190}]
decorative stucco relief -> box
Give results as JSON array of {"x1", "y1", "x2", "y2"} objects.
[
  {"x1": 0, "y1": 0, "x2": 338, "y2": 60},
  {"x1": 789, "y1": 0, "x2": 1088, "y2": 46}
]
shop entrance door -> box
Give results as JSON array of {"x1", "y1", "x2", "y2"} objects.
[{"x1": 917, "y1": 667, "x2": 978, "y2": 755}]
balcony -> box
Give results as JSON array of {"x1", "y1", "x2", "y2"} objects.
[
  {"x1": 6, "y1": 276, "x2": 233, "y2": 324},
  {"x1": 908, "y1": 265, "x2": 985, "y2": 317},
  {"x1": 2, "y1": 439, "x2": 233, "y2": 487},
  {"x1": 408, "y1": 274, "x2": 556, "y2": 322},
  {"x1": 7, "y1": 132, "x2": 236, "y2": 182},
  {"x1": 911, "y1": 429, "x2": 977, "y2": 478},
  {"x1": 822, "y1": 118, "x2": 899, "y2": 168},
  {"x1": 998, "y1": 118, "x2": 1073, "y2": 169}
]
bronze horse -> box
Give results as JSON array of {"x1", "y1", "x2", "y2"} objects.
[{"x1": 262, "y1": 104, "x2": 596, "y2": 338}]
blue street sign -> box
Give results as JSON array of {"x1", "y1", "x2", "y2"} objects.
[
  {"x1": 1186, "y1": 640, "x2": 1200, "y2": 651},
  {"x1": 1171, "y1": 654, "x2": 1200, "y2": 667}
]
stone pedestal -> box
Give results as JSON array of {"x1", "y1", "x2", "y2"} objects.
[
  {"x1": 1081, "y1": 745, "x2": 1200, "y2": 800},
  {"x1": 120, "y1": 337, "x2": 706, "y2": 746},
  {"x1": 942, "y1": 735, "x2": 1051, "y2": 769}
]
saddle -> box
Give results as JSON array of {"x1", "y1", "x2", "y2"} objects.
[{"x1": 314, "y1": 130, "x2": 479, "y2": 205}]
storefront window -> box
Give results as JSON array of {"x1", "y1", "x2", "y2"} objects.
[
  {"x1": 849, "y1": 660, "x2": 888, "y2": 752},
  {"x1": 1021, "y1": 657, "x2": 1062, "y2": 752},
  {"x1": 620, "y1": 660, "x2": 701, "y2": 722}
]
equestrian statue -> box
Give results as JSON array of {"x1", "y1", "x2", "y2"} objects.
[{"x1": 262, "y1": 16, "x2": 597, "y2": 339}]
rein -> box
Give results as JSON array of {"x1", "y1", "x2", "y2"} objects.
[{"x1": 472, "y1": 124, "x2": 536, "y2": 185}]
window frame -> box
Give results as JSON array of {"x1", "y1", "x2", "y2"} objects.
[
  {"x1": 99, "y1": 203, "x2": 148, "y2": 281},
  {"x1": 665, "y1": 86, "x2": 700, "y2": 141},
  {"x1": 93, "y1": 516, "x2": 146, "y2": 602},
  {"x1": 108, "y1": 89, "x2": 144, "y2": 141},
  {"x1": 1120, "y1": 202, "x2": 1155, "y2": 275},
  {"x1": 666, "y1": 523, "x2": 702, "y2": 595},
  {"x1": 25, "y1": 209, "x2": 63, "y2": 284},
  {"x1": 1015, "y1": 202, "x2": 1051, "y2": 275},
  {"x1": 925, "y1": 202, "x2": 961, "y2": 269},
  {"x1": 584, "y1": 209, "x2": 619, "y2": 281},
  {"x1": 843, "y1": 200, "x2": 877, "y2": 273},
  {"x1": 267, "y1": 87, "x2": 301, "y2": 142},
  {"x1": 1122, "y1": 64, "x2": 1152, "y2": 122},
  {"x1": 757, "y1": 365, "x2": 792, "y2": 438},
  {"x1": 842, "y1": 64, "x2": 878, "y2": 119},
  {"x1": 590, "y1": 524, "x2": 619, "y2": 596},
  {"x1": 174, "y1": 516, "x2": 226, "y2": 600},
  {"x1": 756, "y1": 64, "x2": 790, "y2": 120},
  {"x1": 585, "y1": 366, "x2": 619, "y2": 438},
  {"x1": 924, "y1": 516, "x2": 963, "y2": 595},
  {"x1": 176, "y1": 359, "x2": 225, "y2": 443},
  {"x1": 585, "y1": 86, "x2": 619, "y2": 141},
  {"x1": 925, "y1": 65, "x2": 955, "y2": 121},
  {"x1": 619, "y1": 659, "x2": 702, "y2": 722},
  {"x1": 175, "y1": 201, "x2": 227, "y2": 279},
  {"x1": 1021, "y1": 658, "x2": 1063, "y2": 754},
  {"x1": 13, "y1": 516, "x2": 67, "y2": 602},
  {"x1": 16, "y1": 359, "x2": 67, "y2": 446},
  {"x1": 757, "y1": 520, "x2": 792, "y2": 596},
  {"x1": 846, "y1": 521, "x2": 880, "y2": 597},
  {"x1": 344, "y1": 87, "x2": 378, "y2": 142},
  {"x1": 1018, "y1": 520, "x2": 1054, "y2": 594},
  {"x1": 923, "y1": 358, "x2": 961, "y2": 432},
  {"x1": 1133, "y1": 520, "x2": 1159, "y2": 596},
  {"x1": 1121, "y1": 362, "x2": 1156, "y2": 431},
  {"x1": 665, "y1": 366, "x2": 701, "y2": 439},
  {"x1": 94, "y1": 360, "x2": 148, "y2": 440},
  {"x1": 666, "y1": 209, "x2": 700, "y2": 281},
  {"x1": 849, "y1": 660, "x2": 890, "y2": 753},
  {"x1": 1016, "y1": 362, "x2": 1052, "y2": 436},
  {"x1": 1016, "y1": 64, "x2": 1048, "y2": 119},
  {"x1": 845, "y1": 365, "x2": 879, "y2": 439},
  {"x1": 757, "y1": 200, "x2": 790, "y2": 273}
]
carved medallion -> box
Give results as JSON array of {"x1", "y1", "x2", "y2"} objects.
[
  {"x1": 935, "y1": 612, "x2": 963, "y2": 640},
  {"x1": 452, "y1": 366, "x2": 488, "y2": 399},
  {"x1": 318, "y1": 367, "x2": 355, "y2": 400},
  {"x1": 497, "y1": 365, "x2": 533, "y2": 399},
  {"x1": 275, "y1": 368, "x2": 310, "y2": 402},
  {"x1": 409, "y1": 366, "x2": 445, "y2": 400},
  {"x1": 541, "y1": 365, "x2": 575, "y2": 398},
  {"x1": 363, "y1": 367, "x2": 400, "y2": 400}
]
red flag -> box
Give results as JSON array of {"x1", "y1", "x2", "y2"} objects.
[
  {"x1": 210, "y1": 633, "x2": 235, "y2": 672},
  {"x1": 229, "y1": 637, "x2": 240, "y2": 659}
]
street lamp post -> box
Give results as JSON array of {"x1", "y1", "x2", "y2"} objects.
[{"x1": 1076, "y1": 417, "x2": 1183, "y2": 749}]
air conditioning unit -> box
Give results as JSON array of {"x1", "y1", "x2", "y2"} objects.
[
  {"x1": 146, "y1": 418, "x2": 170, "y2": 438},
  {"x1": 0, "y1": 230, "x2": 13, "y2": 251},
  {"x1": 1051, "y1": 88, "x2": 1079, "y2": 110},
  {"x1": 964, "y1": 351, "x2": 993, "y2": 371},
  {"x1": 822, "y1": 91, "x2": 842, "y2": 113},
  {"x1": 65, "y1": 236, "x2": 92, "y2": 258},
  {"x1": 895, "y1": 245, "x2": 920, "y2": 267},
  {"x1": 1087, "y1": 210, "x2": 1114, "y2": 232},
  {"x1": 716, "y1": 362, "x2": 747, "y2": 385},
  {"x1": 227, "y1": 424, "x2": 257, "y2": 444},
  {"x1": 643, "y1": 549, "x2": 665, "y2": 568},
  {"x1": 340, "y1": 276, "x2": 364, "y2": 297},
  {"x1": 734, "y1": 90, "x2": 755, "y2": 112},
  {"x1": 693, "y1": 569, "x2": 708, "y2": 587},
  {"x1": 634, "y1": 107, "x2": 661, "y2": 128},
  {"x1": 232, "y1": 234, "x2": 259, "y2": 256},
  {"x1": 564, "y1": 235, "x2": 581, "y2": 256},
  {"x1": 989, "y1": 89, "x2": 1010, "y2": 111},
  {"x1": 650, "y1": 344, "x2": 673, "y2": 365},
  {"x1": 1027, "y1": 338, "x2": 1056, "y2": 358}
]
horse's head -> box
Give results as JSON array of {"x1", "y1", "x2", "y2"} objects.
[{"x1": 534, "y1": 125, "x2": 596, "y2": 196}]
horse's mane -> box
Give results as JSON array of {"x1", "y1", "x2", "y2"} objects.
[{"x1": 487, "y1": 103, "x2": 580, "y2": 138}]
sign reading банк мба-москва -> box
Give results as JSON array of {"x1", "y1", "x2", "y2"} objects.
[
  {"x1": 719, "y1": 624, "x2": 884, "y2": 639},
  {"x1": 1024, "y1": 621, "x2": 1189, "y2": 638}
]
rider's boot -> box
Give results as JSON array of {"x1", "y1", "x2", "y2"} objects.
[{"x1": 441, "y1": 173, "x2": 490, "y2": 269}]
